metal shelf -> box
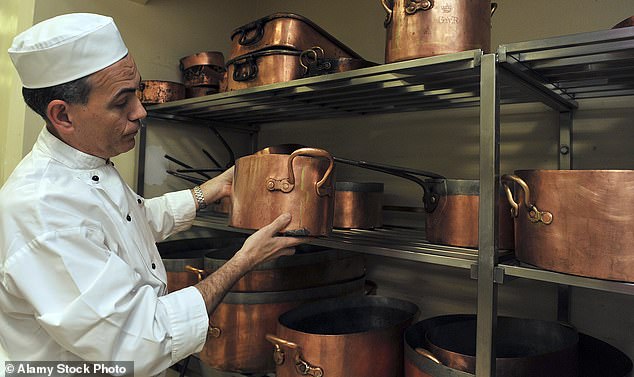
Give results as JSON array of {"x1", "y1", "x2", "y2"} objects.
[
  {"x1": 192, "y1": 213, "x2": 513, "y2": 270},
  {"x1": 500, "y1": 261, "x2": 634, "y2": 296},
  {"x1": 498, "y1": 26, "x2": 634, "y2": 102},
  {"x1": 147, "y1": 45, "x2": 599, "y2": 125}
]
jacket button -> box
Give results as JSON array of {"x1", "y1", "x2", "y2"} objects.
[
  {"x1": 92, "y1": 175, "x2": 99, "y2": 182},
  {"x1": 126, "y1": 214, "x2": 131, "y2": 221},
  {"x1": 151, "y1": 263, "x2": 156, "y2": 269},
  {"x1": 137, "y1": 198, "x2": 142, "y2": 204}
]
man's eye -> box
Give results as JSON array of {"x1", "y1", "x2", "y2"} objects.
[{"x1": 114, "y1": 99, "x2": 128, "y2": 108}]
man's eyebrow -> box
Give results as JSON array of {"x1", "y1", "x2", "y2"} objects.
[{"x1": 112, "y1": 87, "x2": 139, "y2": 100}]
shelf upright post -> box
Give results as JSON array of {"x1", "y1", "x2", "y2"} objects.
[
  {"x1": 556, "y1": 110, "x2": 573, "y2": 322},
  {"x1": 476, "y1": 53, "x2": 500, "y2": 377}
]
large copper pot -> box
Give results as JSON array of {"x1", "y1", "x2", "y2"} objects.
[
  {"x1": 229, "y1": 13, "x2": 362, "y2": 60},
  {"x1": 405, "y1": 315, "x2": 579, "y2": 377},
  {"x1": 204, "y1": 245, "x2": 365, "y2": 292},
  {"x1": 199, "y1": 276, "x2": 365, "y2": 374},
  {"x1": 157, "y1": 237, "x2": 244, "y2": 293},
  {"x1": 382, "y1": 0, "x2": 497, "y2": 63},
  {"x1": 405, "y1": 315, "x2": 632, "y2": 377},
  {"x1": 230, "y1": 147, "x2": 335, "y2": 236},
  {"x1": 266, "y1": 295, "x2": 419, "y2": 377},
  {"x1": 502, "y1": 170, "x2": 634, "y2": 282},
  {"x1": 425, "y1": 179, "x2": 514, "y2": 249},
  {"x1": 334, "y1": 182, "x2": 384, "y2": 229}
]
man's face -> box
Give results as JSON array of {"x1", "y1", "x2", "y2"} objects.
[{"x1": 66, "y1": 54, "x2": 146, "y2": 159}]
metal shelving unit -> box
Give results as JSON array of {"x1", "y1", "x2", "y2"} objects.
[{"x1": 147, "y1": 26, "x2": 634, "y2": 376}]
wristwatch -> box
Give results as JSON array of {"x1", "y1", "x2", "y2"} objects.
[{"x1": 192, "y1": 185, "x2": 207, "y2": 210}]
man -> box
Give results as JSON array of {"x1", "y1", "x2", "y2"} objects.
[{"x1": 0, "y1": 13, "x2": 301, "y2": 376}]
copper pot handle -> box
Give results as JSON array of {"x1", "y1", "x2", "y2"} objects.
[
  {"x1": 265, "y1": 334, "x2": 324, "y2": 377},
  {"x1": 184, "y1": 265, "x2": 205, "y2": 282},
  {"x1": 405, "y1": 0, "x2": 434, "y2": 14},
  {"x1": 381, "y1": 0, "x2": 394, "y2": 27},
  {"x1": 266, "y1": 148, "x2": 334, "y2": 197},
  {"x1": 300, "y1": 47, "x2": 329, "y2": 76},
  {"x1": 501, "y1": 174, "x2": 553, "y2": 225},
  {"x1": 208, "y1": 320, "x2": 221, "y2": 338},
  {"x1": 415, "y1": 347, "x2": 442, "y2": 364}
]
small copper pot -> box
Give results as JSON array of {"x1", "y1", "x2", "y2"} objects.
[
  {"x1": 425, "y1": 179, "x2": 514, "y2": 249},
  {"x1": 136, "y1": 80, "x2": 185, "y2": 104},
  {"x1": 613, "y1": 16, "x2": 634, "y2": 29},
  {"x1": 382, "y1": 0, "x2": 497, "y2": 63},
  {"x1": 230, "y1": 147, "x2": 335, "y2": 236},
  {"x1": 334, "y1": 182, "x2": 384, "y2": 229}
]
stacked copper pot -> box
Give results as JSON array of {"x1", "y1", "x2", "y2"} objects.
[
  {"x1": 179, "y1": 51, "x2": 226, "y2": 97},
  {"x1": 198, "y1": 245, "x2": 366, "y2": 375},
  {"x1": 225, "y1": 13, "x2": 372, "y2": 91}
]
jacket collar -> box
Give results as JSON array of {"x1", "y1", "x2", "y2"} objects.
[{"x1": 37, "y1": 127, "x2": 109, "y2": 169}]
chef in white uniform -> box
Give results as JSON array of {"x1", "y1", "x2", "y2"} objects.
[{"x1": 0, "y1": 13, "x2": 301, "y2": 376}]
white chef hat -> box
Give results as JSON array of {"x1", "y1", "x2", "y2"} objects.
[{"x1": 8, "y1": 13, "x2": 128, "y2": 89}]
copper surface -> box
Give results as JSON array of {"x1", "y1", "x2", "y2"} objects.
[
  {"x1": 198, "y1": 277, "x2": 365, "y2": 374},
  {"x1": 383, "y1": 0, "x2": 495, "y2": 63},
  {"x1": 204, "y1": 249, "x2": 365, "y2": 292},
  {"x1": 181, "y1": 65, "x2": 224, "y2": 87},
  {"x1": 229, "y1": 148, "x2": 335, "y2": 236},
  {"x1": 300, "y1": 46, "x2": 377, "y2": 77},
  {"x1": 179, "y1": 51, "x2": 225, "y2": 70},
  {"x1": 185, "y1": 85, "x2": 219, "y2": 98},
  {"x1": 406, "y1": 316, "x2": 632, "y2": 377},
  {"x1": 163, "y1": 258, "x2": 204, "y2": 292},
  {"x1": 334, "y1": 190, "x2": 383, "y2": 229},
  {"x1": 503, "y1": 170, "x2": 634, "y2": 282},
  {"x1": 225, "y1": 49, "x2": 304, "y2": 91},
  {"x1": 136, "y1": 80, "x2": 185, "y2": 104},
  {"x1": 229, "y1": 13, "x2": 362, "y2": 60},
  {"x1": 425, "y1": 193, "x2": 514, "y2": 249},
  {"x1": 270, "y1": 296, "x2": 419, "y2": 377}
]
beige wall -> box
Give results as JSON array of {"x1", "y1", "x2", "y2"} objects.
[{"x1": 0, "y1": 0, "x2": 34, "y2": 184}]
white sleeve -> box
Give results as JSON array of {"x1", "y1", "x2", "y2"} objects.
[
  {"x1": 2, "y1": 226, "x2": 208, "y2": 376},
  {"x1": 143, "y1": 190, "x2": 197, "y2": 242}
]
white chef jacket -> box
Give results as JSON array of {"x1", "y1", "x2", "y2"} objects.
[{"x1": 0, "y1": 128, "x2": 209, "y2": 376}]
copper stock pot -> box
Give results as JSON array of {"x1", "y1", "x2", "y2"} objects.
[
  {"x1": 502, "y1": 170, "x2": 634, "y2": 282},
  {"x1": 229, "y1": 147, "x2": 335, "y2": 236},
  {"x1": 382, "y1": 0, "x2": 497, "y2": 63}
]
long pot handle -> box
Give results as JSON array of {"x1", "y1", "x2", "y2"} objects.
[
  {"x1": 267, "y1": 148, "x2": 334, "y2": 197},
  {"x1": 334, "y1": 156, "x2": 444, "y2": 212},
  {"x1": 501, "y1": 174, "x2": 553, "y2": 225},
  {"x1": 414, "y1": 347, "x2": 442, "y2": 365},
  {"x1": 265, "y1": 334, "x2": 324, "y2": 377}
]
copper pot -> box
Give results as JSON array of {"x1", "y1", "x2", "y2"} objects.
[
  {"x1": 425, "y1": 179, "x2": 514, "y2": 249},
  {"x1": 199, "y1": 276, "x2": 365, "y2": 374},
  {"x1": 404, "y1": 315, "x2": 579, "y2": 377},
  {"x1": 229, "y1": 147, "x2": 335, "y2": 236},
  {"x1": 157, "y1": 237, "x2": 245, "y2": 292},
  {"x1": 267, "y1": 295, "x2": 419, "y2": 377},
  {"x1": 204, "y1": 245, "x2": 365, "y2": 292},
  {"x1": 229, "y1": 13, "x2": 362, "y2": 60},
  {"x1": 502, "y1": 170, "x2": 634, "y2": 282},
  {"x1": 382, "y1": 0, "x2": 497, "y2": 63},
  {"x1": 334, "y1": 182, "x2": 384, "y2": 229},
  {"x1": 136, "y1": 80, "x2": 185, "y2": 104},
  {"x1": 225, "y1": 49, "x2": 304, "y2": 91}
]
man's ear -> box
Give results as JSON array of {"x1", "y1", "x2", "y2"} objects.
[{"x1": 47, "y1": 100, "x2": 75, "y2": 135}]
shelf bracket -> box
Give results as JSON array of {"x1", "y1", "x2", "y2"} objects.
[{"x1": 470, "y1": 264, "x2": 514, "y2": 284}]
